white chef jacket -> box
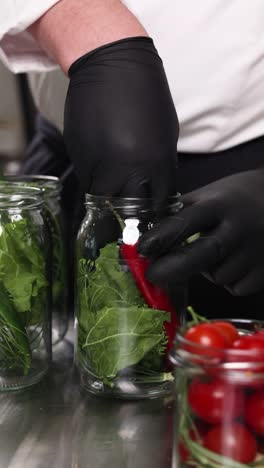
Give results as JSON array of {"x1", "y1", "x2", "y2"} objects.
[{"x1": 0, "y1": 0, "x2": 264, "y2": 153}]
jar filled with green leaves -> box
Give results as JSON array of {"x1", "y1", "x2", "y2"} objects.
[
  {"x1": 75, "y1": 194, "x2": 186, "y2": 399},
  {"x1": 6, "y1": 175, "x2": 68, "y2": 344},
  {"x1": 0, "y1": 183, "x2": 51, "y2": 390}
]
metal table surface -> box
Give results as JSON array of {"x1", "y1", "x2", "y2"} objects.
[{"x1": 0, "y1": 327, "x2": 174, "y2": 468}]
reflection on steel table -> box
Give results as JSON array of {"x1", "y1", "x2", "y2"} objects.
[{"x1": 0, "y1": 327, "x2": 174, "y2": 468}]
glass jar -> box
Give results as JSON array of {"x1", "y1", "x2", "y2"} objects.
[
  {"x1": 6, "y1": 175, "x2": 68, "y2": 344},
  {"x1": 170, "y1": 319, "x2": 264, "y2": 467},
  {"x1": 75, "y1": 194, "x2": 186, "y2": 399},
  {"x1": 0, "y1": 183, "x2": 51, "y2": 391}
]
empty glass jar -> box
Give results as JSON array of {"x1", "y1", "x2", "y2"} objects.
[
  {"x1": 6, "y1": 175, "x2": 68, "y2": 344},
  {"x1": 171, "y1": 318, "x2": 264, "y2": 467},
  {"x1": 0, "y1": 183, "x2": 51, "y2": 390},
  {"x1": 75, "y1": 195, "x2": 186, "y2": 399}
]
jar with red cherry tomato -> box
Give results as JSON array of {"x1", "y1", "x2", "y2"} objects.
[{"x1": 170, "y1": 316, "x2": 264, "y2": 467}]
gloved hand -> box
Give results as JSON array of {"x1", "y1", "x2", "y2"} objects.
[
  {"x1": 63, "y1": 37, "x2": 178, "y2": 204},
  {"x1": 138, "y1": 169, "x2": 264, "y2": 296}
]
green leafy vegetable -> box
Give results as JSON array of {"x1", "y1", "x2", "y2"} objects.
[
  {"x1": 78, "y1": 243, "x2": 144, "y2": 319},
  {"x1": 8, "y1": 180, "x2": 67, "y2": 323},
  {"x1": 77, "y1": 242, "x2": 170, "y2": 385},
  {"x1": 81, "y1": 305, "x2": 168, "y2": 379},
  {"x1": 0, "y1": 218, "x2": 48, "y2": 374},
  {"x1": 0, "y1": 286, "x2": 31, "y2": 373},
  {"x1": 0, "y1": 219, "x2": 47, "y2": 318}
]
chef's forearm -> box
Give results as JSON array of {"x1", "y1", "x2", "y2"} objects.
[{"x1": 27, "y1": 0, "x2": 148, "y2": 75}]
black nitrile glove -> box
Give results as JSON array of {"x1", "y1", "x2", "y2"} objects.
[
  {"x1": 63, "y1": 37, "x2": 178, "y2": 203},
  {"x1": 138, "y1": 169, "x2": 264, "y2": 296}
]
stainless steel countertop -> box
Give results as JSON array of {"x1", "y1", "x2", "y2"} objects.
[{"x1": 0, "y1": 328, "x2": 174, "y2": 468}]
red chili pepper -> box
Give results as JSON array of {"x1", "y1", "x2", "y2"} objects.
[{"x1": 120, "y1": 242, "x2": 178, "y2": 354}]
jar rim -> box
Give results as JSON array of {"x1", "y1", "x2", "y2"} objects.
[
  {"x1": 85, "y1": 193, "x2": 181, "y2": 211},
  {"x1": 5, "y1": 174, "x2": 62, "y2": 197},
  {"x1": 170, "y1": 318, "x2": 264, "y2": 371},
  {"x1": 0, "y1": 182, "x2": 44, "y2": 210}
]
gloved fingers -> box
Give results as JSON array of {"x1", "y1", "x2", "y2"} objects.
[
  {"x1": 138, "y1": 200, "x2": 219, "y2": 257},
  {"x1": 120, "y1": 173, "x2": 150, "y2": 198},
  {"x1": 145, "y1": 235, "x2": 224, "y2": 286},
  {"x1": 90, "y1": 160, "x2": 176, "y2": 201},
  {"x1": 89, "y1": 166, "x2": 122, "y2": 196},
  {"x1": 90, "y1": 164, "x2": 151, "y2": 198},
  {"x1": 179, "y1": 186, "x2": 207, "y2": 208},
  {"x1": 226, "y1": 267, "x2": 264, "y2": 296},
  {"x1": 203, "y1": 247, "x2": 253, "y2": 286},
  {"x1": 179, "y1": 176, "x2": 233, "y2": 209}
]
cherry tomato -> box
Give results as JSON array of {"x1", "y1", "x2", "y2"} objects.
[
  {"x1": 224, "y1": 335, "x2": 264, "y2": 387},
  {"x1": 245, "y1": 391, "x2": 264, "y2": 436},
  {"x1": 184, "y1": 323, "x2": 228, "y2": 359},
  {"x1": 211, "y1": 321, "x2": 239, "y2": 345},
  {"x1": 179, "y1": 440, "x2": 189, "y2": 463},
  {"x1": 232, "y1": 334, "x2": 264, "y2": 355},
  {"x1": 227, "y1": 335, "x2": 264, "y2": 368},
  {"x1": 204, "y1": 423, "x2": 257, "y2": 464},
  {"x1": 188, "y1": 379, "x2": 244, "y2": 424},
  {"x1": 255, "y1": 330, "x2": 264, "y2": 339}
]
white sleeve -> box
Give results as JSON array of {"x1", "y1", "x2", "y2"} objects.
[{"x1": 0, "y1": 1, "x2": 61, "y2": 73}]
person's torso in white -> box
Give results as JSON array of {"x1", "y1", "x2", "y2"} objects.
[
  {"x1": 5, "y1": 0, "x2": 264, "y2": 153},
  {"x1": 122, "y1": 0, "x2": 264, "y2": 152}
]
